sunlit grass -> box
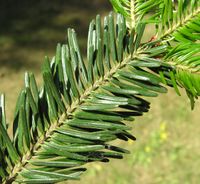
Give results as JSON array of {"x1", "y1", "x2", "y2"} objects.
[{"x1": 70, "y1": 89, "x2": 200, "y2": 184}]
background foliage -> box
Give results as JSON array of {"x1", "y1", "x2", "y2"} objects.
[{"x1": 0, "y1": 0, "x2": 200, "y2": 183}]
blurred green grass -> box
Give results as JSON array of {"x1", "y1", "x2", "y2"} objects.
[
  {"x1": 71, "y1": 90, "x2": 200, "y2": 184},
  {"x1": 0, "y1": 1, "x2": 199, "y2": 183}
]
